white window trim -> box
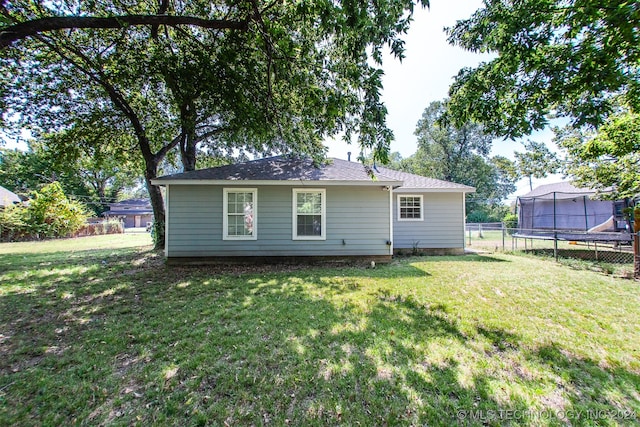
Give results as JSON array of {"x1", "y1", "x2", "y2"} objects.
[
  {"x1": 397, "y1": 194, "x2": 424, "y2": 222},
  {"x1": 292, "y1": 188, "x2": 326, "y2": 240},
  {"x1": 223, "y1": 188, "x2": 257, "y2": 240}
]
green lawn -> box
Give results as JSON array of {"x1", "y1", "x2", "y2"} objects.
[
  {"x1": 467, "y1": 230, "x2": 635, "y2": 277},
  {"x1": 1, "y1": 235, "x2": 639, "y2": 426}
]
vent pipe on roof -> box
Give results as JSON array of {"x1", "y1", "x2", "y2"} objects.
[{"x1": 347, "y1": 152, "x2": 351, "y2": 162}]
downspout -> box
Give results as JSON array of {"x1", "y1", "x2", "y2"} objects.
[
  {"x1": 164, "y1": 185, "x2": 170, "y2": 258},
  {"x1": 463, "y1": 192, "x2": 467, "y2": 251},
  {"x1": 389, "y1": 187, "x2": 394, "y2": 256}
]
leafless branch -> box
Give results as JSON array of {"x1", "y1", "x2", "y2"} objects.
[{"x1": 1, "y1": 14, "x2": 248, "y2": 48}]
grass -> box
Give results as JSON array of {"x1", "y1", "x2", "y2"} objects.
[
  {"x1": 467, "y1": 230, "x2": 635, "y2": 278},
  {"x1": 1, "y1": 235, "x2": 639, "y2": 426}
]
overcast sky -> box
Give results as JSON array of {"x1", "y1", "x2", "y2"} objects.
[{"x1": 324, "y1": 0, "x2": 562, "y2": 201}]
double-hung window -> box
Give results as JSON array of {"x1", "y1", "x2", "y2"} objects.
[
  {"x1": 223, "y1": 188, "x2": 257, "y2": 240},
  {"x1": 398, "y1": 195, "x2": 423, "y2": 221},
  {"x1": 293, "y1": 189, "x2": 325, "y2": 240}
]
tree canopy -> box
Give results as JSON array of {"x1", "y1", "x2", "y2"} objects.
[
  {"x1": 393, "y1": 100, "x2": 516, "y2": 221},
  {"x1": 555, "y1": 110, "x2": 640, "y2": 200},
  {"x1": 445, "y1": 0, "x2": 640, "y2": 139},
  {"x1": 1, "y1": 0, "x2": 429, "y2": 248},
  {"x1": 513, "y1": 140, "x2": 561, "y2": 191},
  {"x1": 0, "y1": 135, "x2": 140, "y2": 216}
]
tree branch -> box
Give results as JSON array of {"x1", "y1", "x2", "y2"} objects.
[
  {"x1": 156, "y1": 131, "x2": 184, "y2": 161},
  {"x1": 1, "y1": 14, "x2": 248, "y2": 48}
]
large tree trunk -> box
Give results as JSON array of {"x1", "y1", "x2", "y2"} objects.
[
  {"x1": 145, "y1": 167, "x2": 165, "y2": 250},
  {"x1": 179, "y1": 102, "x2": 198, "y2": 172}
]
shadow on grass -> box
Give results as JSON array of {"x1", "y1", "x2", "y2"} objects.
[
  {"x1": 1, "y1": 249, "x2": 638, "y2": 426},
  {"x1": 401, "y1": 254, "x2": 511, "y2": 263}
]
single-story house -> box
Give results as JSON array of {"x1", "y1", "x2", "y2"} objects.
[
  {"x1": 152, "y1": 156, "x2": 475, "y2": 263},
  {"x1": 0, "y1": 185, "x2": 21, "y2": 208},
  {"x1": 517, "y1": 181, "x2": 629, "y2": 232},
  {"x1": 103, "y1": 198, "x2": 154, "y2": 228}
]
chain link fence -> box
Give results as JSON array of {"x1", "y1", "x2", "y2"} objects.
[{"x1": 465, "y1": 223, "x2": 636, "y2": 268}]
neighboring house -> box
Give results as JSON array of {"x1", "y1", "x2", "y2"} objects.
[
  {"x1": 0, "y1": 185, "x2": 21, "y2": 208},
  {"x1": 103, "y1": 199, "x2": 154, "y2": 228},
  {"x1": 517, "y1": 182, "x2": 629, "y2": 232},
  {"x1": 152, "y1": 156, "x2": 474, "y2": 263}
]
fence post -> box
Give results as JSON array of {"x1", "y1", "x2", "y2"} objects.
[
  {"x1": 554, "y1": 231, "x2": 558, "y2": 261},
  {"x1": 502, "y1": 222, "x2": 506, "y2": 252},
  {"x1": 634, "y1": 231, "x2": 639, "y2": 279},
  {"x1": 478, "y1": 223, "x2": 483, "y2": 238}
]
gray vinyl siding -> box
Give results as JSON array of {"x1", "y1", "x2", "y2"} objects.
[
  {"x1": 393, "y1": 192, "x2": 465, "y2": 249},
  {"x1": 166, "y1": 185, "x2": 391, "y2": 257}
]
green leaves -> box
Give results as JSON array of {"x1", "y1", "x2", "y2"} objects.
[
  {"x1": 0, "y1": 182, "x2": 89, "y2": 240},
  {"x1": 555, "y1": 110, "x2": 640, "y2": 199},
  {"x1": 401, "y1": 99, "x2": 517, "y2": 214},
  {"x1": 513, "y1": 140, "x2": 561, "y2": 190},
  {"x1": 446, "y1": 0, "x2": 640, "y2": 139}
]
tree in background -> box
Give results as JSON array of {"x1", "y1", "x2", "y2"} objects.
[
  {"x1": 555, "y1": 110, "x2": 640, "y2": 200},
  {"x1": 396, "y1": 100, "x2": 516, "y2": 222},
  {"x1": 0, "y1": 135, "x2": 139, "y2": 216},
  {"x1": 445, "y1": 0, "x2": 640, "y2": 139},
  {"x1": 0, "y1": 182, "x2": 89, "y2": 241},
  {"x1": 1, "y1": 0, "x2": 429, "y2": 249},
  {"x1": 40, "y1": 124, "x2": 143, "y2": 215},
  {"x1": 444, "y1": 0, "x2": 640, "y2": 277},
  {"x1": 514, "y1": 140, "x2": 562, "y2": 191}
]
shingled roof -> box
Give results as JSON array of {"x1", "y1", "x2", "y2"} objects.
[
  {"x1": 153, "y1": 156, "x2": 474, "y2": 192},
  {"x1": 518, "y1": 181, "x2": 610, "y2": 200},
  {"x1": 0, "y1": 185, "x2": 21, "y2": 207},
  {"x1": 375, "y1": 165, "x2": 475, "y2": 192}
]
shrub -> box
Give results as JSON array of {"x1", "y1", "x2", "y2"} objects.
[
  {"x1": 0, "y1": 182, "x2": 89, "y2": 241},
  {"x1": 0, "y1": 203, "x2": 29, "y2": 241},
  {"x1": 72, "y1": 220, "x2": 124, "y2": 237},
  {"x1": 503, "y1": 213, "x2": 518, "y2": 234}
]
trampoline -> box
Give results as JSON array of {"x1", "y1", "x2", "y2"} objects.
[
  {"x1": 514, "y1": 182, "x2": 635, "y2": 260},
  {"x1": 513, "y1": 230, "x2": 633, "y2": 243}
]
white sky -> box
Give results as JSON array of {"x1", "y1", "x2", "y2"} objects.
[{"x1": 324, "y1": 0, "x2": 563, "y2": 203}]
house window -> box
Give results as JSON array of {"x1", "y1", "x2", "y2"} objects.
[
  {"x1": 293, "y1": 189, "x2": 326, "y2": 240},
  {"x1": 223, "y1": 188, "x2": 257, "y2": 240},
  {"x1": 398, "y1": 195, "x2": 423, "y2": 221}
]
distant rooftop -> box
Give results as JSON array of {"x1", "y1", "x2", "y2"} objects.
[
  {"x1": 0, "y1": 185, "x2": 21, "y2": 207},
  {"x1": 519, "y1": 182, "x2": 611, "y2": 200},
  {"x1": 111, "y1": 198, "x2": 151, "y2": 206}
]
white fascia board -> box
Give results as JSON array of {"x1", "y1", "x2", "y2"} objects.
[
  {"x1": 393, "y1": 187, "x2": 476, "y2": 194},
  {"x1": 151, "y1": 179, "x2": 402, "y2": 187}
]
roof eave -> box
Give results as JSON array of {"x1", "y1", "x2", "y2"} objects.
[
  {"x1": 393, "y1": 187, "x2": 476, "y2": 193},
  {"x1": 151, "y1": 179, "x2": 402, "y2": 187}
]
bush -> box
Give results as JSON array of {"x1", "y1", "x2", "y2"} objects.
[
  {"x1": 503, "y1": 213, "x2": 518, "y2": 234},
  {"x1": 0, "y1": 182, "x2": 90, "y2": 241},
  {"x1": 72, "y1": 220, "x2": 124, "y2": 237},
  {"x1": 0, "y1": 203, "x2": 29, "y2": 241},
  {"x1": 467, "y1": 204, "x2": 511, "y2": 223}
]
